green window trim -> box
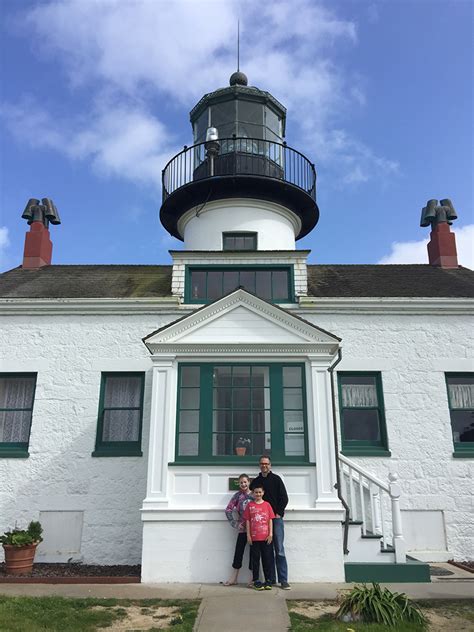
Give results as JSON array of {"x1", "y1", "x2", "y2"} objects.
[
  {"x1": 175, "y1": 363, "x2": 309, "y2": 464},
  {"x1": 0, "y1": 373, "x2": 37, "y2": 458},
  {"x1": 222, "y1": 232, "x2": 258, "y2": 251},
  {"x1": 337, "y1": 371, "x2": 389, "y2": 455},
  {"x1": 92, "y1": 372, "x2": 145, "y2": 457},
  {"x1": 445, "y1": 373, "x2": 474, "y2": 456},
  {"x1": 184, "y1": 264, "x2": 295, "y2": 304}
]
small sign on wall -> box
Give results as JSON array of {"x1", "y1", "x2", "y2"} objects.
[{"x1": 228, "y1": 477, "x2": 254, "y2": 491}]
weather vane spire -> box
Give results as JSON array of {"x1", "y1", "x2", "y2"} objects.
[{"x1": 237, "y1": 20, "x2": 240, "y2": 72}]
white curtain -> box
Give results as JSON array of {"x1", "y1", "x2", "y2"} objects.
[
  {"x1": 0, "y1": 377, "x2": 35, "y2": 442},
  {"x1": 342, "y1": 384, "x2": 377, "y2": 408},
  {"x1": 448, "y1": 383, "x2": 474, "y2": 409},
  {"x1": 102, "y1": 376, "x2": 141, "y2": 442}
]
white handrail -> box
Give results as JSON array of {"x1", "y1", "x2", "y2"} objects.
[{"x1": 338, "y1": 453, "x2": 406, "y2": 563}]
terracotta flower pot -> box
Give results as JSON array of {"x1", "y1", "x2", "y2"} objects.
[
  {"x1": 3, "y1": 543, "x2": 38, "y2": 575},
  {"x1": 235, "y1": 447, "x2": 247, "y2": 456}
]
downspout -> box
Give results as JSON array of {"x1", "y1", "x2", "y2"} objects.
[{"x1": 328, "y1": 348, "x2": 350, "y2": 554}]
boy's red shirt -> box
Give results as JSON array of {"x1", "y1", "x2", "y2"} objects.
[{"x1": 242, "y1": 500, "x2": 275, "y2": 541}]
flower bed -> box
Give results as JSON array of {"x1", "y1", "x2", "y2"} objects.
[{"x1": 0, "y1": 563, "x2": 141, "y2": 583}]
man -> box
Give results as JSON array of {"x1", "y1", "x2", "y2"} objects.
[{"x1": 250, "y1": 454, "x2": 290, "y2": 589}]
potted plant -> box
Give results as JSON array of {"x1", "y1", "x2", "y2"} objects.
[
  {"x1": 1, "y1": 521, "x2": 43, "y2": 575},
  {"x1": 235, "y1": 437, "x2": 251, "y2": 456}
]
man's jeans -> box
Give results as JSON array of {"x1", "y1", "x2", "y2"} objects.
[{"x1": 270, "y1": 517, "x2": 288, "y2": 583}]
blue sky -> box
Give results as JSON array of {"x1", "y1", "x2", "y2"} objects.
[{"x1": 1, "y1": 0, "x2": 472, "y2": 271}]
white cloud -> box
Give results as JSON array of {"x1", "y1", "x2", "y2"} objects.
[
  {"x1": 378, "y1": 224, "x2": 474, "y2": 269},
  {"x1": 3, "y1": 0, "x2": 397, "y2": 187},
  {"x1": 0, "y1": 226, "x2": 10, "y2": 268},
  {"x1": 2, "y1": 97, "x2": 178, "y2": 189}
]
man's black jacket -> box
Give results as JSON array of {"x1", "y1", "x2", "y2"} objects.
[{"x1": 250, "y1": 471, "x2": 288, "y2": 517}]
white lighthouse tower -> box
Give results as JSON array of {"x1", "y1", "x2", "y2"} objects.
[{"x1": 141, "y1": 72, "x2": 344, "y2": 583}]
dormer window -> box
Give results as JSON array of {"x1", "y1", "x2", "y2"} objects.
[
  {"x1": 186, "y1": 265, "x2": 294, "y2": 303},
  {"x1": 223, "y1": 232, "x2": 257, "y2": 251}
]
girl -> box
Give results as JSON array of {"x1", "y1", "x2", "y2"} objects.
[{"x1": 223, "y1": 473, "x2": 253, "y2": 586}]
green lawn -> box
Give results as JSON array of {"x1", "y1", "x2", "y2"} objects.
[{"x1": 0, "y1": 596, "x2": 200, "y2": 632}]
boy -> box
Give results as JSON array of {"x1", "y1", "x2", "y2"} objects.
[{"x1": 242, "y1": 484, "x2": 275, "y2": 590}]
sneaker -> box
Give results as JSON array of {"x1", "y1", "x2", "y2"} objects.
[
  {"x1": 253, "y1": 581, "x2": 264, "y2": 591},
  {"x1": 264, "y1": 582, "x2": 272, "y2": 590},
  {"x1": 280, "y1": 582, "x2": 291, "y2": 590}
]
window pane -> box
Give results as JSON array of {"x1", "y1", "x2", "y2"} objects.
[
  {"x1": 285, "y1": 434, "x2": 304, "y2": 456},
  {"x1": 283, "y1": 366, "x2": 302, "y2": 387},
  {"x1": 207, "y1": 271, "x2": 222, "y2": 300},
  {"x1": 233, "y1": 388, "x2": 250, "y2": 408},
  {"x1": 233, "y1": 410, "x2": 252, "y2": 432},
  {"x1": 448, "y1": 380, "x2": 474, "y2": 409},
  {"x1": 190, "y1": 270, "x2": 206, "y2": 299},
  {"x1": 179, "y1": 433, "x2": 199, "y2": 456},
  {"x1": 252, "y1": 410, "x2": 266, "y2": 432},
  {"x1": 343, "y1": 409, "x2": 381, "y2": 441},
  {"x1": 284, "y1": 388, "x2": 303, "y2": 409},
  {"x1": 341, "y1": 379, "x2": 378, "y2": 408},
  {"x1": 180, "y1": 410, "x2": 199, "y2": 432},
  {"x1": 244, "y1": 236, "x2": 256, "y2": 249},
  {"x1": 450, "y1": 411, "x2": 474, "y2": 442},
  {"x1": 213, "y1": 410, "x2": 232, "y2": 431},
  {"x1": 103, "y1": 409, "x2": 140, "y2": 442},
  {"x1": 104, "y1": 376, "x2": 141, "y2": 408},
  {"x1": 238, "y1": 101, "x2": 263, "y2": 125},
  {"x1": 265, "y1": 107, "x2": 280, "y2": 136},
  {"x1": 272, "y1": 270, "x2": 289, "y2": 299},
  {"x1": 211, "y1": 101, "x2": 235, "y2": 128},
  {"x1": 251, "y1": 367, "x2": 269, "y2": 387},
  {"x1": 252, "y1": 387, "x2": 270, "y2": 409},
  {"x1": 0, "y1": 411, "x2": 32, "y2": 442},
  {"x1": 213, "y1": 433, "x2": 233, "y2": 456},
  {"x1": 194, "y1": 110, "x2": 208, "y2": 142},
  {"x1": 240, "y1": 270, "x2": 256, "y2": 293},
  {"x1": 0, "y1": 377, "x2": 35, "y2": 409},
  {"x1": 213, "y1": 387, "x2": 232, "y2": 408},
  {"x1": 284, "y1": 410, "x2": 304, "y2": 433},
  {"x1": 181, "y1": 366, "x2": 200, "y2": 387},
  {"x1": 223, "y1": 270, "x2": 239, "y2": 294},
  {"x1": 233, "y1": 366, "x2": 250, "y2": 386},
  {"x1": 256, "y1": 270, "x2": 272, "y2": 299},
  {"x1": 180, "y1": 388, "x2": 200, "y2": 409},
  {"x1": 213, "y1": 366, "x2": 231, "y2": 387}
]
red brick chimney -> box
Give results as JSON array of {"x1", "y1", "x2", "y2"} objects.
[
  {"x1": 427, "y1": 222, "x2": 458, "y2": 268},
  {"x1": 420, "y1": 198, "x2": 458, "y2": 268},
  {"x1": 21, "y1": 198, "x2": 61, "y2": 269},
  {"x1": 23, "y1": 222, "x2": 54, "y2": 269}
]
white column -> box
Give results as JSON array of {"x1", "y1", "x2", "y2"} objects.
[
  {"x1": 142, "y1": 354, "x2": 176, "y2": 510},
  {"x1": 308, "y1": 356, "x2": 343, "y2": 512}
]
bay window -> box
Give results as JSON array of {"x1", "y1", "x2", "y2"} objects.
[{"x1": 176, "y1": 363, "x2": 308, "y2": 463}]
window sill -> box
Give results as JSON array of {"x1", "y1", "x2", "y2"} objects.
[
  {"x1": 452, "y1": 450, "x2": 474, "y2": 458},
  {"x1": 341, "y1": 449, "x2": 391, "y2": 457},
  {"x1": 0, "y1": 449, "x2": 30, "y2": 458},
  {"x1": 169, "y1": 460, "x2": 315, "y2": 466},
  {"x1": 92, "y1": 449, "x2": 143, "y2": 457}
]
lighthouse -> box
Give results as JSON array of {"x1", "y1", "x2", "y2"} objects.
[{"x1": 160, "y1": 71, "x2": 319, "y2": 253}]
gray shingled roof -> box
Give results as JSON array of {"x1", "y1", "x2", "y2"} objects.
[{"x1": 0, "y1": 264, "x2": 473, "y2": 299}]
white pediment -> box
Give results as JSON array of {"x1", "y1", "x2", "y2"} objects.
[{"x1": 143, "y1": 289, "x2": 340, "y2": 354}]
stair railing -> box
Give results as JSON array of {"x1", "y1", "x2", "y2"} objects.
[{"x1": 338, "y1": 454, "x2": 407, "y2": 563}]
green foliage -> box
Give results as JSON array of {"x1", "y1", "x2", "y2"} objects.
[
  {"x1": 336, "y1": 583, "x2": 427, "y2": 627},
  {"x1": 0, "y1": 521, "x2": 43, "y2": 547},
  {"x1": 0, "y1": 596, "x2": 200, "y2": 632}
]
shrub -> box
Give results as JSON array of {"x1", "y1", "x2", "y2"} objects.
[
  {"x1": 0, "y1": 521, "x2": 43, "y2": 547},
  {"x1": 336, "y1": 583, "x2": 427, "y2": 627}
]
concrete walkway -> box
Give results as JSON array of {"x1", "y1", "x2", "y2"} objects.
[{"x1": 1, "y1": 579, "x2": 473, "y2": 632}]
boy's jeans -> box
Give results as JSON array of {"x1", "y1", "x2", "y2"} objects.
[{"x1": 270, "y1": 517, "x2": 288, "y2": 583}]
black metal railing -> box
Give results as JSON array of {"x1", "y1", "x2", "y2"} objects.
[{"x1": 162, "y1": 138, "x2": 316, "y2": 202}]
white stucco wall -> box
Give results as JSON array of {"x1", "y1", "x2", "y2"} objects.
[
  {"x1": 179, "y1": 199, "x2": 299, "y2": 250},
  {"x1": 0, "y1": 308, "x2": 472, "y2": 568},
  {"x1": 303, "y1": 311, "x2": 474, "y2": 561}
]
